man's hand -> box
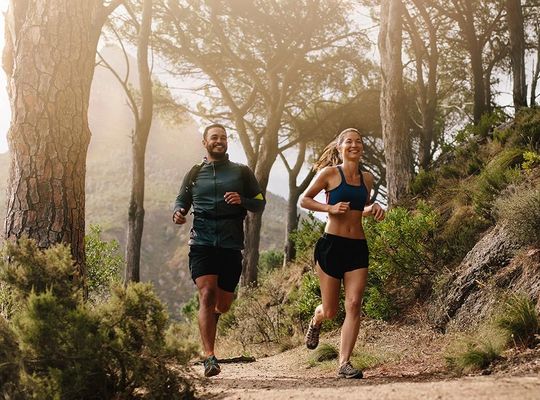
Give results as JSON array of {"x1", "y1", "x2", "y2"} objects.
[
  {"x1": 224, "y1": 192, "x2": 242, "y2": 205},
  {"x1": 328, "y1": 201, "x2": 350, "y2": 215},
  {"x1": 172, "y1": 208, "x2": 187, "y2": 224}
]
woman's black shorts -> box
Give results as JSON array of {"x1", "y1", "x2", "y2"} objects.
[
  {"x1": 313, "y1": 233, "x2": 369, "y2": 279},
  {"x1": 188, "y1": 245, "x2": 243, "y2": 293}
]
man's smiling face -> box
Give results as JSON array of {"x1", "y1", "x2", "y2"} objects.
[{"x1": 203, "y1": 127, "x2": 228, "y2": 160}]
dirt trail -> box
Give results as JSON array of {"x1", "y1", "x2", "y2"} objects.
[{"x1": 198, "y1": 346, "x2": 540, "y2": 399}]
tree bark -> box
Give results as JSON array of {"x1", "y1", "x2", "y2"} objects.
[
  {"x1": 125, "y1": 0, "x2": 154, "y2": 284},
  {"x1": 379, "y1": 0, "x2": 413, "y2": 206},
  {"x1": 506, "y1": 0, "x2": 527, "y2": 109},
  {"x1": 530, "y1": 26, "x2": 540, "y2": 107},
  {"x1": 2, "y1": 0, "x2": 120, "y2": 286}
]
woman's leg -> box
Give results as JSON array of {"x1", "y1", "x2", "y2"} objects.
[
  {"x1": 339, "y1": 268, "x2": 368, "y2": 364},
  {"x1": 313, "y1": 264, "x2": 341, "y2": 325}
]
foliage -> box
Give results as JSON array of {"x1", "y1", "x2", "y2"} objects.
[
  {"x1": 445, "y1": 337, "x2": 503, "y2": 374},
  {"x1": 363, "y1": 286, "x2": 398, "y2": 321},
  {"x1": 259, "y1": 249, "x2": 284, "y2": 276},
  {"x1": 289, "y1": 213, "x2": 325, "y2": 263},
  {"x1": 522, "y1": 151, "x2": 540, "y2": 170},
  {"x1": 350, "y1": 349, "x2": 382, "y2": 370},
  {"x1": 471, "y1": 148, "x2": 524, "y2": 219},
  {"x1": 85, "y1": 225, "x2": 122, "y2": 302},
  {"x1": 164, "y1": 322, "x2": 200, "y2": 364},
  {"x1": 289, "y1": 271, "x2": 345, "y2": 330},
  {"x1": 0, "y1": 316, "x2": 20, "y2": 397},
  {"x1": 511, "y1": 107, "x2": 540, "y2": 149},
  {"x1": 219, "y1": 280, "x2": 292, "y2": 351},
  {"x1": 411, "y1": 170, "x2": 438, "y2": 196},
  {"x1": 309, "y1": 343, "x2": 338, "y2": 364},
  {"x1": 364, "y1": 203, "x2": 440, "y2": 312},
  {"x1": 495, "y1": 187, "x2": 540, "y2": 245},
  {"x1": 0, "y1": 239, "x2": 194, "y2": 399},
  {"x1": 495, "y1": 294, "x2": 539, "y2": 349},
  {"x1": 456, "y1": 110, "x2": 507, "y2": 143}
]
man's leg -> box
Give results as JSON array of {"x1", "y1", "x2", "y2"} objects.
[{"x1": 195, "y1": 275, "x2": 220, "y2": 357}]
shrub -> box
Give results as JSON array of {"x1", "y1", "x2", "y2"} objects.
[
  {"x1": 512, "y1": 106, "x2": 540, "y2": 149},
  {"x1": 85, "y1": 225, "x2": 123, "y2": 302},
  {"x1": 445, "y1": 337, "x2": 503, "y2": 374},
  {"x1": 363, "y1": 286, "x2": 398, "y2": 321},
  {"x1": 522, "y1": 150, "x2": 540, "y2": 170},
  {"x1": 290, "y1": 271, "x2": 345, "y2": 330},
  {"x1": 290, "y1": 213, "x2": 325, "y2": 263},
  {"x1": 495, "y1": 187, "x2": 540, "y2": 245},
  {"x1": 0, "y1": 239, "x2": 194, "y2": 399},
  {"x1": 259, "y1": 249, "x2": 284, "y2": 276},
  {"x1": 0, "y1": 316, "x2": 21, "y2": 397},
  {"x1": 411, "y1": 170, "x2": 437, "y2": 196},
  {"x1": 309, "y1": 343, "x2": 338, "y2": 364},
  {"x1": 472, "y1": 148, "x2": 524, "y2": 219},
  {"x1": 495, "y1": 294, "x2": 539, "y2": 348},
  {"x1": 364, "y1": 203, "x2": 440, "y2": 310}
]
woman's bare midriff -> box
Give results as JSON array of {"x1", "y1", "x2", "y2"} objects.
[{"x1": 325, "y1": 210, "x2": 365, "y2": 239}]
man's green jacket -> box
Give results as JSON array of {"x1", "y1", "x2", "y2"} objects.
[{"x1": 174, "y1": 155, "x2": 266, "y2": 250}]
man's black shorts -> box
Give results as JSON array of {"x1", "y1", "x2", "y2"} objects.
[{"x1": 188, "y1": 245, "x2": 243, "y2": 293}]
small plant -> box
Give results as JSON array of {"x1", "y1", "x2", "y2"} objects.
[
  {"x1": 522, "y1": 151, "x2": 540, "y2": 170},
  {"x1": 290, "y1": 213, "x2": 325, "y2": 262},
  {"x1": 495, "y1": 294, "x2": 539, "y2": 348},
  {"x1": 445, "y1": 337, "x2": 503, "y2": 374},
  {"x1": 350, "y1": 349, "x2": 381, "y2": 370},
  {"x1": 259, "y1": 249, "x2": 284, "y2": 276},
  {"x1": 85, "y1": 225, "x2": 123, "y2": 302},
  {"x1": 363, "y1": 286, "x2": 398, "y2": 321},
  {"x1": 309, "y1": 343, "x2": 338, "y2": 364},
  {"x1": 495, "y1": 187, "x2": 540, "y2": 245},
  {"x1": 411, "y1": 170, "x2": 437, "y2": 196}
]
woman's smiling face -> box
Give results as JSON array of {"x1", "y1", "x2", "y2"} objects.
[{"x1": 338, "y1": 130, "x2": 363, "y2": 161}]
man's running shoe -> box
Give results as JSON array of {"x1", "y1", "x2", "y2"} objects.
[
  {"x1": 305, "y1": 317, "x2": 322, "y2": 350},
  {"x1": 203, "y1": 355, "x2": 221, "y2": 377},
  {"x1": 337, "y1": 361, "x2": 363, "y2": 379}
]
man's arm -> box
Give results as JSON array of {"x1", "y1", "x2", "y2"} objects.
[
  {"x1": 172, "y1": 170, "x2": 193, "y2": 224},
  {"x1": 223, "y1": 165, "x2": 266, "y2": 212}
]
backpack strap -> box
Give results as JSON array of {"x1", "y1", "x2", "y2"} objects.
[{"x1": 184, "y1": 162, "x2": 204, "y2": 194}]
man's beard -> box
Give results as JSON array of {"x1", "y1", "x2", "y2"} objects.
[{"x1": 207, "y1": 144, "x2": 227, "y2": 160}]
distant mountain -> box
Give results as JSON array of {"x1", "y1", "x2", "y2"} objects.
[{"x1": 0, "y1": 46, "x2": 292, "y2": 316}]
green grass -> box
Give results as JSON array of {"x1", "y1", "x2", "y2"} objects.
[
  {"x1": 308, "y1": 343, "x2": 338, "y2": 365},
  {"x1": 445, "y1": 337, "x2": 503, "y2": 374},
  {"x1": 495, "y1": 294, "x2": 539, "y2": 348}
]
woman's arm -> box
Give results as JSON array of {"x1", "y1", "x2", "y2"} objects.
[{"x1": 361, "y1": 171, "x2": 385, "y2": 221}]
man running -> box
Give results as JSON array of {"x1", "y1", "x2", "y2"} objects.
[{"x1": 172, "y1": 123, "x2": 265, "y2": 377}]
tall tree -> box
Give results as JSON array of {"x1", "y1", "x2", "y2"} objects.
[
  {"x1": 404, "y1": 0, "x2": 440, "y2": 170},
  {"x1": 379, "y1": 0, "x2": 413, "y2": 206},
  {"x1": 506, "y1": 0, "x2": 527, "y2": 109},
  {"x1": 152, "y1": 0, "x2": 363, "y2": 285},
  {"x1": 2, "y1": 0, "x2": 123, "y2": 285}
]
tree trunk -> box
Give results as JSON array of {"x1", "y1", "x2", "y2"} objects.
[
  {"x1": 2, "y1": 0, "x2": 116, "y2": 286},
  {"x1": 241, "y1": 130, "x2": 278, "y2": 286},
  {"x1": 530, "y1": 28, "x2": 540, "y2": 107},
  {"x1": 464, "y1": 26, "x2": 487, "y2": 123},
  {"x1": 125, "y1": 0, "x2": 153, "y2": 284},
  {"x1": 378, "y1": 0, "x2": 412, "y2": 207},
  {"x1": 284, "y1": 188, "x2": 301, "y2": 264},
  {"x1": 506, "y1": 0, "x2": 527, "y2": 109}
]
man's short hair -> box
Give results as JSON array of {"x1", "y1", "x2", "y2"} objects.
[{"x1": 203, "y1": 123, "x2": 227, "y2": 139}]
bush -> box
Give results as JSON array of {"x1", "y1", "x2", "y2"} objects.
[
  {"x1": 445, "y1": 337, "x2": 503, "y2": 374},
  {"x1": 0, "y1": 239, "x2": 194, "y2": 399},
  {"x1": 290, "y1": 213, "x2": 325, "y2": 263},
  {"x1": 472, "y1": 148, "x2": 524, "y2": 219},
  {"x1": 364, "y1": 203, "x2": 440, "y2": 311},
  {"x1": 411, "y1": 170, "x2": 437, "y2": 196},
  {"x1": 363, "y1": 286, "x2": 398, "y2": 321},
  {"x1": 290, "y1": 271, "x2": 345, "y2": 330},
  {"x1": 522, "y1": 150, "x2": 540, "y2": 171},
  {"x1": 512, "y1": 106, "x2": 540, "y2": 149},
  {"x1": 309, "y1": 343, "x2": 338, "y2": 364},
  {"x1": 259, "y1": 249, "x2": 284, "y2": 276},
  {"x1": 495, "y1": 294, "x2": 539, "y2": 348},
  {"x1": 495, "y1": 187, "x2": 540, "y2": 245},
  {"x1": 85, "y1": 225, "x2": 122, "y2": 302}
]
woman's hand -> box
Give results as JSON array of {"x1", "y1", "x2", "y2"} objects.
[
  {"x1": 370, "y1": 203, "x2": 385, "y2": 221},
  {"x1": 328, "y1": 202, "x2": 350, "y2": 215}
]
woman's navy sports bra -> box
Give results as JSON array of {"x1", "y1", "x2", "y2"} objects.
[{"x1": 326, "y1": 166, "x2": 368, "y2": 211}]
